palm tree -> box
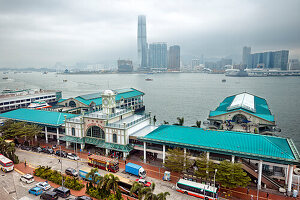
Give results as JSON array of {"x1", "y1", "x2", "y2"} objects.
[
  {"x1": 130, "y1": 182, "x2": 144, "y2": 200},
  {"x1": 86, "y1": 168, "x2": 100, "y2": 187},
  {"x1": 163, "y1": 121, "x2": 169, "y2": 125},
  {"x1": 153, "y1": 116, "x2": 157, "y2": 126},
  {"x1": 105, "y1": 174, "x2": 120, "y2": 195},
  {"x1": 139, "y1": 182, "x2": 156, "y2": 200},
  {"x1": 157, "y1": 192, "x2": 170, "y2": 200},
  {"x1": 173, "y1": 117, "x2": 184, "y2": 126},
  {"x1": 144, "y1": 192, "x2": 158, "y2": 200}
]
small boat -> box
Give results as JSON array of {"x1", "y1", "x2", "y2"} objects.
[
  {"x1": 63, "y1": 80, "x2": 67, "y2": 82},
  {"x1": 222, "y1": 79, "x2": 226, "y2": 82},
  {"x1": 2, "y1": 77, "x2": 8, "y2": 80},
  {"x1": 28, "y1": 101, "x2": 52, "y2": 110},
  {"x1": 145, "y1": 78, "x2": 153, "y2": 81}
]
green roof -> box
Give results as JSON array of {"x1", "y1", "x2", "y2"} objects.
[
  {"x1": 73, "y1": 88, "x2": 144, "y2": 106},
  {"x1": 97, "y1": 142, "x2": 133, "y2": 153},
  {"x1": 139, "y1": 125, "x2": 300, "y2": 165},
  {"x1": 209, "y1": 93, "x2": 275, "y2": 122},
  {"x1": 0, "y1": 108, "x2": 79, "y2": 127},
  {"x1": 59, "y1": 136, "x2": 84, "y2": 144}
]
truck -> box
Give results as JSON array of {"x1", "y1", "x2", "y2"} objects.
[
  {"x1": 125, "y1": 163, "x2": 146, "y2": 178},
  {"x1": 79, "y1": 167, "x2": 101, "y2": 183}
]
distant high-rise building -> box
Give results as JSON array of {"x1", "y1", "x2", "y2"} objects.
[
  {"x1": 137, "y1": 15, "x2": 148, "y2": 70},
  {"x1": 242, "y1": 46, "x2": 251, "y2": 65},
  {"x1": 288, "y1": 59, "x2": 300, "y2": 70},
  {"x1": 148, "y1": 43, "x2": 167, "y2": 69},
  {"x1": 247, "y1": 50, "x2": 289, "y2": 70},
  {"x1": 168, "y1": 45, "x2": 180, "y2": 71},
  {"x1": 191, "y1": 59, "x2": 200, "y2": 68},
  {"x1": 118, "y1": 60, "x2": 133, "y2": 72}
]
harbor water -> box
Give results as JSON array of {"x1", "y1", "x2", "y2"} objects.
[{"x1": 1, "y1": 72, "x2": 300, "y2": 149}]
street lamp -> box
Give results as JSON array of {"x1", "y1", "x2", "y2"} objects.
[{"x1": 213, "y1": 169, "x2": 218, "y2": 199}]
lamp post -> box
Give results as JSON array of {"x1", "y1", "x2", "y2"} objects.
[
  {"x1": 213, "y1": 169, "x2": 218, "y2": 199},
  {"x1": 59, "y1": 146, "x2": 64, "y2": 188}
]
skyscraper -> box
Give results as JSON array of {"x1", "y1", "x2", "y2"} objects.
[
  {"x1": 137, "y1": 15, "x2": 148, "y2": 70},
  {"x1": 242, "y1": 46, "x2": 251, "y2": 66},
  {"x1": 148, "y1": 43, "x2": 168, "y2": 69},
  {"x1": 168, "y1": 45, "x2": 180, "y2": 71}
]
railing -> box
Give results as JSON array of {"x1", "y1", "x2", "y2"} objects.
[
  {"x1": 66, "y1": 118, "x2": 82, "y2": 123},
  {"x1": 84, "y1": 108, "x2": 131, "y2": 119},
  {"x1": 106, "y1": 114, "x2": 150, "y2": 129}
]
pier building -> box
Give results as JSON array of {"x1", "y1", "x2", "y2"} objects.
[
  {"x1": 0, "y1": 89, "x2": 62, "y2": 113},
  {"x1": 57, "y1": 88, "x2": 145, "y2": 114},
  {"x1": 207, "y1": 92, "x2": 279, "y2": 135}
]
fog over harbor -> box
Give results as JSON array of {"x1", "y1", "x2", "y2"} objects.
[{"x1": 0, "y1": 0, "x2": 300, "y2": 68}]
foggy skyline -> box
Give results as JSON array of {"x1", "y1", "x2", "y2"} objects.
[{"x1": 0, "y1": 0, "x2": 299, "y2": 68}]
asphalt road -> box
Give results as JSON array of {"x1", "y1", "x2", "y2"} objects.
[{"x1": 15, "y1": 148, "x2": 199, "y2": 200}]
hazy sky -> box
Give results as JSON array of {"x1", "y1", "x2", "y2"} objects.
[{"x1": 0, "y1": 0, "x2": 299, "y2": 68}]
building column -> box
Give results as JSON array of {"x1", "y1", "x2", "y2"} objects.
[
  {"x1": 258, "y1": 160, "x2": 263, "y2": 189},
  {"x1": 231, "y1": 155, "x2": 235, "y2": 163},
  {"x1": 285, "y1": 165, "x2": 289, "y2": 185},
  {"x1": 288, "y1": 165, "x2": 294, "y2": 195},
  {"x1": 206, "y1": 151, "x2": 210, "y2": 160},
  {"x1": 162, "y1": 145, "x2": 166, "y2": 164},
  {"x1": 184, "y1": 148, "x2": 187, "y2": 168},
  {"x1": 66, "y1": 142, "x2": 70, "y2": 148},
  {"x1": 143, "y1": 142, "x2": 147, "y2": 163},
  {"x1": 56, "y1": 128, "x2": 60, "y2": 145},
  {"x1": 123, "y1": 152, "x2": 128, "y2": 160},
  {"x1": 45, "y1": 126, "x2": 48, "y2": 143},
  {"x1": 105, "y1": 149, "x2": 109, "y2": 156},
  {"x1": 80, "y1": 143, "x2": 85, "y2": 150},
  {"x1": 35, "y1": 135, "x2": 37, "y2": 141}
]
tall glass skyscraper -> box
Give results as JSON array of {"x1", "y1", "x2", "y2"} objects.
[
  {"x1": 137, "y1": 15, "x2": 148, "y2": 70},
  {"x1": 148, "y1": 43, "x2": 168, "y2": 69},
  {"x1": 168, "y1": 45, "x2": 180, "y2": 71}
]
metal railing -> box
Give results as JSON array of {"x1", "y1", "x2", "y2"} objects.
[{"x1": 106, "y1": 114, "x2": 150, "y2": 129}]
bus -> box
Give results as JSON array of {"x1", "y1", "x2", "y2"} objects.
[
  {"x1": 88, "y1": 154, "x2": 119, "y2": 173},
  {"x1": 0, "y1": 154, "x2": 14, "y2": 172},
  {"x1": 176, "y1": 179, "x2": 219, "y2": 200},
  {"x1": 113, "y1": 174, "x2": 138, "y2": 198}
]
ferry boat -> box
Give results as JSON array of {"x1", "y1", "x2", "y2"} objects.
[
  {"x1": 28, "y1": 101, "x2": 52, "y2": 109},
  {"x1": 145, "y1": 78, "x2": 153, "y2": 81},
  {"x1": 0, "y1": 89, "x2": 61, "y2": 113},
  {"x1": 2, "y1": 77, "x2": 8, "y2": 80}
]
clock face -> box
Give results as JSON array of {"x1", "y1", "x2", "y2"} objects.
[{"x1": 103, "y1": 99, "x2": 108, "y2": 105}]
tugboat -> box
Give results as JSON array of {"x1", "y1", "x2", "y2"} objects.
[
  {"x1": 145, "y1": 78, "x2": 153, "y2": 81},
  {"x1": 222, "y1": 79, "x2": 226, "y2": 82},
  {"x1": 28, "y1": 101, "x2": 52, "y2": 110}
]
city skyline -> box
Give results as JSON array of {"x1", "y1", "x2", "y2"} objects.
[{"x1": 0, "y1": 0, "x2": 299, "y2": 68}]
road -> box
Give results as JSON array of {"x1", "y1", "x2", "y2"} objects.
[{"x1": 15, "y1": 149, "x2": 199, "y2": 200}]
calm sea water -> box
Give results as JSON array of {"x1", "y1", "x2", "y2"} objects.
[{"x1": 1, "y1": 72, "x2": 300, "y2": 148}]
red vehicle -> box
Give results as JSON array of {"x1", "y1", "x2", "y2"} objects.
[
  {"x1": 135, "y1": 178, "x2": 151, "y2": 187},
  {"x1": 88, "y1": 154, "x2": 119, "y2": 173},
  {"x1": 0, "y1": 154, "x2": 14, "y2": 172}
]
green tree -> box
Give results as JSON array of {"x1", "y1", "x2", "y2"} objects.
[
  {"x1": 164, "y1": 148, "x2": 192, "y2": 172},
  {"x1": 157, "y1": 192, "x2": 170, "y2": 200},
  {"x1": 105, "y1": 174, "x2": 120, "y2": 195},
  {"x1": 0, "y1": 137, "x2": 19, "y2": 164},
  {"x1": 216, "y1": 160, "x2": 251, "y2": 188},
  {"x1": 173, "y1": 117, "x2": 184, "y2": 126},
  {"x1": 130, "y1": 182, "x2": 144, "y2": 200},
  {"x1": 195, "y1": 153, "x2": 217, "y2": 180},
  {"x1": 163, "y1": 121, "x2": 169, "y2": 125},
  {"x1": 139, "y1": 183, "x2": 156, "y2": 200},
  {"x1": 86, "y1": 168, "x2": 101, "y2": 187},
  {"x1": 192, "y1": 120, "x2": 201, "y2": 128}
]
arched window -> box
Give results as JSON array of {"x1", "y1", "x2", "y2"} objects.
[
  {"x1": 86, "y1": 126, "x2": 105, "y2": 139},
  {"x1": 113, "y1": 134, "x2": 117, "y2": 143},
  {"x1": 71, "y1": 128, "x2": 75, "y2": 136},
  {"x1": 232, "y1": 114, "x2": 248, "y2": 124},
  {"x1": 69, "y1": 100, "x2": 76, "y2": 107}
]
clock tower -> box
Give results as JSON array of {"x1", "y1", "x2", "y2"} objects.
[{"x1": 102, "y1": 89, "x2": 116, "y2": 115}]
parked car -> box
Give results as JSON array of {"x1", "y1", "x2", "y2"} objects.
[
  {"x1": 135, "y1": 178, "x2": 151, "y2": 187},
  {"x1": 20, "y1": 174, "x2": 35, "y2": 184},
  {"x1": 65, "y1": 168, "x2": 78, "y2": 177},
  {"x1": 53, "y1": 186, "x2": 71, "y2": 198},
  {"x1": 42, "y1": 147, "x2": 54, "y2": 154},
  {"x1": 67, "y1": 153, "x2": 79, "y2": 160},
  {"x1": 75, "y1": 196, "x2": 93, "y2": 200},
  {"x1": 36, "y1": 181, "x2": 51, "y2": 191},
  {"x1": 28, "y1": 186, "x2": 43, "y2": 196},
  {"x1": 31, "y1": 146, "x2": 42, "y2": 153},
  {"x1": 55, "y1": 150, "x2": 67, "y2": 157},
  {"x1": 40, "y1": 191, "x2": 58, "y2": 200},
  {"x1": 21, "y1": 145, "x2": 31, "y2": 151}
]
